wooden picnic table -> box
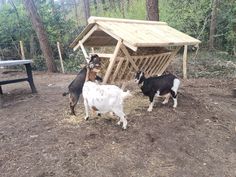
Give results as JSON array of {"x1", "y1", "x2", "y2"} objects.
[{"x1": 0, "y1": 60, "x2": 37, "y2": 94}]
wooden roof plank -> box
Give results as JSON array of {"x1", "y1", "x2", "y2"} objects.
[{"x1": 70, "y1": 16, "x2": 201, "y2": 49}]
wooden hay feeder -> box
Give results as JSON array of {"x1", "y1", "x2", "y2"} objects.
[{"x1": 70, "y1": 17, "x2": 201, "y2": 84}]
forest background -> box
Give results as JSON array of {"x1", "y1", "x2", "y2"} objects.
[{"x1": 0, "y1": 0, "x2": 235, "y2": 77}]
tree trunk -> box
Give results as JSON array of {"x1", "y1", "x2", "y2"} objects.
[
  {"x1": 73, "y1": 0, "x2": 79, "y2": 27},
  {"x1": 93, "y1": 0, "x2": 98, "y2": 13},
  {"x1": 209, "y1": 0, "x2": 219, "y2": 50},
  {"x1": 0, "y1": 0, "x2": 6, "y2": 5},
  {"x1": 83, "y1": 0, "x2": 90, "y2": 24},
  {"x1": 29, "y1": 34, "x2": 36, "y2": 59},
  {"x1": 60, "y1": 0, "x2": 66, "y2": 20},
  {"x1": 121, "y1": 0, "x2": 125, "y2": 18},
  {"x1": 109, "y1": 0, "x2": 115, "y2": 10},
  {"x1": 146, "y1": 0, "x2": 159, "y2": 21},
  {"x1": 101, "y1": 0, "x2": 106, "y2": 11},
  {"x1": 23, "y1": 0, "x2": 57, "y2": 72}
]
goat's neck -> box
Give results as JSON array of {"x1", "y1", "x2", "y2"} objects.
[
  {"x1": 85, "y1": 67, "x2": 97, "y2": 82},
  {"x1": 85, "y1": 67, "x2": 90, "y2": 82},
  {"x1": 138, "y1": 77, "x2": 146, "y2": 87}
]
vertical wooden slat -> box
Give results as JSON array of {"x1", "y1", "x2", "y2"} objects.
[
  {"x1": 159, "y1": 46, "x2": 181, "y2": 75},
  {"x1": 149, "y1": 54, "x2": 166, "y2": 75},
  {"x1": 154, "y1": 54, "x2": 170, "y2": 75},
  {"x1": 141, "y1": 56, "x2": 152, "y2": 71},
  {"x1": 118, "y1": 58, "x2": 129, "y2": 80},
  {"x1": 111, "y1": 57, "x2": 125, "y2": 82}
]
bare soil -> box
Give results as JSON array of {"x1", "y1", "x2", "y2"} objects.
[{"x1": 0, "y1": 71, "x2": 236, "y2": 177}]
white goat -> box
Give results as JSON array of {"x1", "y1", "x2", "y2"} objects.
[{"x1": 82, "y1": 81, "x2": 131, "y2": 129}]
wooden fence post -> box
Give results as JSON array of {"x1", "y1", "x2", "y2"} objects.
[
  {"x1": 19, "y1": 41, "x2": 25, "y2": 60},
  {"x1": 57, "y1": 42, "x2": 65, "y2": 73},
  {"x1": 183, "y1": 45, "x2": 188, "y2": 79}
]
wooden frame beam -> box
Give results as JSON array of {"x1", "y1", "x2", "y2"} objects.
[
  {"x1": 120, "y1": 44, "x2": 139, "y2": 71},
  {"x1": 81, "y1": 25, "x2": 98, "y2": 44},
  {"x1": 97, "y1": 25, "x2": 138, "y2": 51},
  {"x1": 78, "y1": 41, "x2": 88, "y2": 60},
  {"x1": 73, "y1": 25, "x2": 98, "y2": 51},
  {"x1": 103, "y1": 40, "x2": 122, "y2": 84}
]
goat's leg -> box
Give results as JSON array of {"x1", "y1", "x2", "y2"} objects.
[
  {"x1": 69, "y1": 93, "x2": 79, "y2": 115},
  {"x1": 162, "y1": 93, "x2": 171, "y2": 105},
  {"x1": 83, "y1": 99, "x2": 90, "y2": 120},
  {"x1": 147, "y1": 92, "x2": 156, "y2": 112},
  {"x1": 113, "y1": 109, "x2": 127, "y2": 129},
  {"x1": 170, "y1": 90, "x2": 178, "y2": 108}
]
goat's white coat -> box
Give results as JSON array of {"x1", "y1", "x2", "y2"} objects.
[{"x1": 82, "y1": 81, "x2": 130, "y2": 129}]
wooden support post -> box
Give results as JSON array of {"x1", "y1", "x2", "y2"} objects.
[
  {"x1": 183, "y1": 45, "x2": 188, "y2": 79},
  {"x1": 57, "y1": 42, "x2": 65, "y2": 73},
  {"x1": 91, "y1": 47, "x2": 95, "y2": 53},
  {"x1": 103, "y1": 40, "x2": 122, "y2": 84},
  {"x1": 79, "y1": 41, "x2": 89, "y2": 62},
  {"x1": 19, "y1": 41, "x2": 25, "y2": 60}
]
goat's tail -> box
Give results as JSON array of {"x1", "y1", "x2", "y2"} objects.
[
  {"x1": 62, "y1": 92, "x2": 69, "y2": 96},
  {"x1": 121, "y1": 90, "x2": 132, "y2": 100}
]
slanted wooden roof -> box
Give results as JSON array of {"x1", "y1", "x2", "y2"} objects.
[{"x1": 71, "y1": 16, "x2": 201, "y2": 51}]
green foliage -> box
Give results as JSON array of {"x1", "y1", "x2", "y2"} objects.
[
  {"x1": 160, "y1": 0, "x2": 211, "y2": 43},
  {"x1": 90, "y1": 0, "x2": 146, "y2": 20},
  {"x1": 63, "y1": 50, "x2": 85, "y2": 72},
  {"x1": 0, "y1": 2, "x2": 32, "y2": 51},
  {"x1": 0, "y1": 0, "x2": 235, "y2": 73}
]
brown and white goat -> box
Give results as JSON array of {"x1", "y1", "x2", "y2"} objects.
[{"x1": 63, "y1": 54, "x2": 102, "y2": 115}]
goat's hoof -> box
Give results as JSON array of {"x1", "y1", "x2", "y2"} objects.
[
  {"x1": 147, "y1": 108, "x2": 152, "y2": 112},
  {"x1": 84, "y1": 116, "x2": 89, "y2": 120},
  {"x1": 162, "y1": 101, "x2": 168, "y2": 105},
  {"x1": 117, "y1": 121, "x2": 121, "y2": 125},
  {"x1": 122, "y1": 125, "x2": 127, "y2": 130}
]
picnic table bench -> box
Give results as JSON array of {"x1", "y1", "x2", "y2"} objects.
[{"x1": 0, "y1": 60, "x2": 37, "y2": 94}]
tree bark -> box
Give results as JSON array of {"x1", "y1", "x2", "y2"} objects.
[
  {"x1": 121, "y1": 0, "x2": 125, "y2": 18},
  {"x1": 83, "y1": 0, "x2": 90, "y2": 24},
  {"x1": 101, "y1": 0, "x2": 106, "y2": 11},
  {"x1": 23, "y1": 0, "x2": 57, "y2": 72},
  {"x1": 93, "y1": 0, "x2": 98, "y2": 13},
  {"x1": 209, "y1": 0, "x2": 219, "y2": 50},
  {"x1": 73, "y1": 0, "x2": 79, "y2": 27},
  {"x1": 29, "y1": 34, "x2": 36, "y2": 59},
  {"x1": 60, "y1": 0, "x2": 66, "y2": 20},
  {"x1": 109, "y1": 0, "x2": 115, "y2": 10},
  {"x1": 146, "y1": 0, "x2": 159, "y2": 21}
]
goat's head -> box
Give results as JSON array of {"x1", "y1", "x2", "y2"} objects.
[
  {"x1": 87, "y1": 54, "x2": 101, "y2": 73},
  {"x1": 135, "y1": 71, "x2": 145, "y2": 84}
]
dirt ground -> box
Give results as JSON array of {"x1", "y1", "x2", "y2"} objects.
[{"x1": 0, "y1": 71, "x2": 236, "y2": 177}]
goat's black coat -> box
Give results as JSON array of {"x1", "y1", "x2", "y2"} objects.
[
  {"x1": 63, "y1": 54, "x2": 102, "y2": 115},
  {"x1": 136, "y1": 72, "x2": 178, "y2": 103}
]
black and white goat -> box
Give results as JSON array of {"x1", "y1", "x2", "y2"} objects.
[
  {"x1": 63, "y1": 54, "x2": 102, "y2": 115},
  {"x1": 135, "y1": 71, "x2": 180, "y2": 112}
]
